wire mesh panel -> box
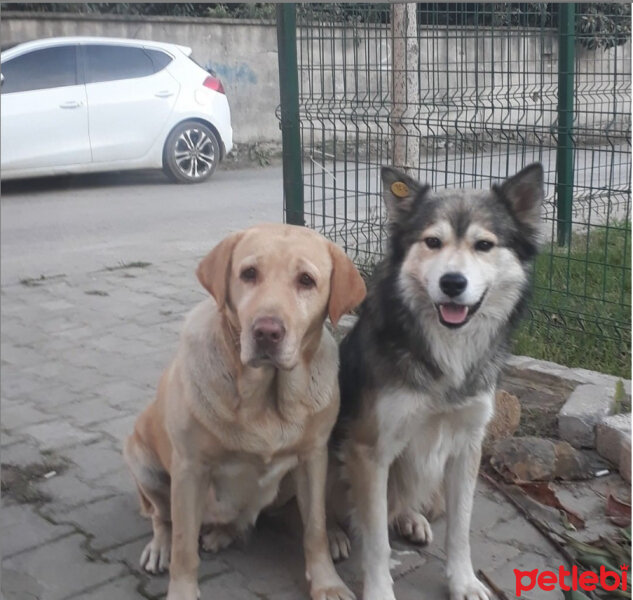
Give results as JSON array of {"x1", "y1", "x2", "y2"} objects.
[{"x1": 294, "y1": 3, "x2": 631, "y2": 376}]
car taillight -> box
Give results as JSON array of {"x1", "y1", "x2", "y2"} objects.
[{"x1": 203, "y1": 75, "x2": 225, "y2": 94}]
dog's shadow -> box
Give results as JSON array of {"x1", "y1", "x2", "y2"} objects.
[{"x1": 221, "y1": 501, "x2": 434, "y2": 598}]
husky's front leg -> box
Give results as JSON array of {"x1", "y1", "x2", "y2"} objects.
[
  {"x1": 444, "y1": 438, "x2": 491, "y2": 600},
  {"x1": 347, "y1": 442, "x2": 394, "y2": 600}
]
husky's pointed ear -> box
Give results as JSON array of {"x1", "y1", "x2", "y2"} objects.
[
  {"x1": 196, "y1": 232, "x2": 244, "y2": 309},
  {"x1": 381, "y1": 167, "x2": 430, "y2": 222},
  {"x1": 495, "y1": 163, "x2": 544, "y2": 229},
  {"x1": 327, "y1": 242, "x2": 366, "y2": 327}
]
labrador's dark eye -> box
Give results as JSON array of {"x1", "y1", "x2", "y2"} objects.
[
  {"x1": 240, "y1": 267, "x2": 257, "y2": 282},
  {"x1": 475, "y1": 240, "x2": 495, "y2": 252},
  {"x1": 424, "y1": 237, "x2": 442, "y2": 250},
  {"x1": 298, "y1": 273, "x2": 316, "y2": 288}
]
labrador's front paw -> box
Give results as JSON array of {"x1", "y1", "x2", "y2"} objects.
[
  {"x1": 166, "y1": 578, "x2": 200, "y2": 600},
  {"x1": 394, "y1": 509, "x2": 433, "y2": 545},
  {"x1": 200, "y1": 526, "x2": 235, "y2": 553},
  {"x1": 311, "y1": 580, "x2": 356, "y2": 600},
  {"x1": 140, "y1": 530, "x2": 171, "y2": 574}
]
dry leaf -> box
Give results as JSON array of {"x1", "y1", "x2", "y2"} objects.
[
  {"x1": 607, "y1": 493, "x2": 631, "y2": 527},
  {"x1": 519, "y1": 481, "x2": 585, "y2": 529}
]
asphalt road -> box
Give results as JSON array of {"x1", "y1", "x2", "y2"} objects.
[
  {"x1": 3, "y1": 147, "x2": 628, "y2": 286},
  {"x1": 1, "y1": 166, "x2": 283, "y2": 286}
]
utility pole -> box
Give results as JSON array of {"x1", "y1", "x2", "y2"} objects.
[{"x1": 391, "y1": 3, "x2": 420, "y2": 174}]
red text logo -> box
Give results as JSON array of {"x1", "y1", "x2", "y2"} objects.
[{"x1": 514, "y1": 564, "x2": 629, "y2": 596}]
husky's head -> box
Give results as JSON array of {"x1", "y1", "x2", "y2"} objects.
[{"x1": 381, "y1": 164, "x2": 543, "y2": 331}]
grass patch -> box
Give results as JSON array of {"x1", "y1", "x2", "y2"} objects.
[
  {"x1": 613, "y1": 380, "x2": 632, "y2": 413},
  {"x1": 514, "y1": 220, "x2": 631, "y2": 378}
]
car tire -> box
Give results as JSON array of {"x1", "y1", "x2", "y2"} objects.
[{"x1": 163, "y1": 121, "x2": 220, "y2": 184}]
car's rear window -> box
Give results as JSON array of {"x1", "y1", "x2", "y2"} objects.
[
  {"x1": 85, "y1": 45, "x2": 171, "y2": 84},
  {"x1": 146, "y1": 49, "x2": 173, "y2": 72}
]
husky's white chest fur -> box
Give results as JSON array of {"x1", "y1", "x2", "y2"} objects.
[{"x1": 375, "y1": 386, "x2": 494, "y2": 504}]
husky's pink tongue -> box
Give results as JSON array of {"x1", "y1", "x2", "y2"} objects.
[{"x1": 439, "y1": 303, "x2": 469, "y2": 324}]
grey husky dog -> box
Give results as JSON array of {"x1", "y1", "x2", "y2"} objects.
[{"x1": 328, "y1": 164, "x2": 543, "y2": 600}]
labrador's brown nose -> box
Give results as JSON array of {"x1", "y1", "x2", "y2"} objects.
[{"x1": 253, "y1": 317, "x2": 286, "y2": 353}]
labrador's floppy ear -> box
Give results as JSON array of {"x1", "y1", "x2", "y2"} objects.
[
  {"x1": 196, "y1": 232, "x2": 244, "y2": 309},
  {"x1": 328, "y1": 242, "x2": 367, "y2": 327}
]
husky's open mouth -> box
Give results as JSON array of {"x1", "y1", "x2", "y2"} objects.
[{"x1": 436, "y1": 293, "x2": 485, "y2": 329}]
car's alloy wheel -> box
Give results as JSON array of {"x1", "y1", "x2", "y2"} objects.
[{"x1": 164, "y1": 121, "x2": 220, "y2": 183}]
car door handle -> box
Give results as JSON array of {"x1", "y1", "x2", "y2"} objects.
[
  {"x1": 59, "y1": 101, "x2": 82, "y2": 109},
  {"x1": 155, "y1": 90, "x2": 174, "y2": 98}
]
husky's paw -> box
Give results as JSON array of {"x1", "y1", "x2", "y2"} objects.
[
  {"x1": 394, "y1": 510, "x2": 433, "y2": 545},
  {"x1": 364, "y1": 584, "x2": 396, "y2": 600},
  {"x1": 363, "y1": 574, "x2": 395, "y2": 600},
  {"x1": 200, "y1": 527, "x2": 235, "y2": 553},
  {"x1": 140, "y1": 529, "x2": 171, "y2": 574},
  {"x1": 328, "y1": 524, "x2": 351, "y2": 562},
  {"x1": 448, "y1": 575, "x2": 491, "y2": 600}
]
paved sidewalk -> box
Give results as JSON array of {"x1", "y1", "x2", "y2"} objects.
[{"x1": 0, "y1": 256, "x2": 591, "y2": 600}]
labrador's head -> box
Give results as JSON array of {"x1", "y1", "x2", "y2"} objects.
[{"x1": 197, "y1": 224, "x2": 366, "y2": 370}]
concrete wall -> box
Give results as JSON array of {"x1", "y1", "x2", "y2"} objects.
[
  {"x1": 1, "y1": 12, "x2": 281, "y2": 145},
  {"x1": 3, "y1": 12, "x2": 630, "y2": 146}
]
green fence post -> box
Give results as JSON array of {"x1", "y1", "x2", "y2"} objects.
[
  {"x1": 556, "y1": 3, "x2": 575, "y2": 246},
  {"x1": 276, "y1": 3, "x2": 304, "y2": 226}
]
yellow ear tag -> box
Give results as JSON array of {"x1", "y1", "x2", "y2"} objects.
[{"x1": 391, "y1": 181, "x2": 410, "y2": 198}]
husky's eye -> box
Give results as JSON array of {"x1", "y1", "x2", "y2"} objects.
[
  {"x1": 240, "y1": 267, "x2": 257, "y2": 282},
  {"x1": 424, "y1": 237, "x2": 442, "y2": 250},
  {"x1": 298, "y1": 273, "x2": 316, "y2": 289},
  {"x1": 475, "y1": 240, "x2": 495, "y2": 252}
]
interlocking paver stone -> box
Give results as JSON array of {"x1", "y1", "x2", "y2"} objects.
[
  {"x1": 59, "y1": 441, "x2": 125, "y2": 480},
  {"x1": 1, "y1": 400, "x2": 55, "y2": 431},
  {"x1": 18, "y1": 420, "x2": 101, "y2": 452},
  {"x1": 0, "y1": 503, "x2": 74, "y2": 558},
  {"x1": 2, "y1": 534, "x2": 125, "y2": 600},
  {"x1": 94, "y1": 414, "x2": 139, "y2": 444},
  {"x1": 71, "y1": 575, "x2": 143, "y2": 600},
  {"x1": 58, "y1": 494, "x2": 149, "y2": 551},
  {"x1": 53, "y1": 397, "x2": 123, "y2": 428},
  {"x1": 0, "y1": 440, "x2": 43, "y2": 466},
  {"x1": 38, "y1": 473, "x2": 117, "y2": 516}
]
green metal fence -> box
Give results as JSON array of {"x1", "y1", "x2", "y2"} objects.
[{"x1": 277, "y1": 3, "x2": 631, "y2": 377}]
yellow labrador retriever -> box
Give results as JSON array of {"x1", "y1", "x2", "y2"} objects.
[{"x1": 124, "y1": 224, "x2": 365, "y2": 600}]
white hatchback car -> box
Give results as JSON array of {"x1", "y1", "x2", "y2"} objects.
[{"x1": 1, "y1": 36, "x2": 233, "y2": 183}]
